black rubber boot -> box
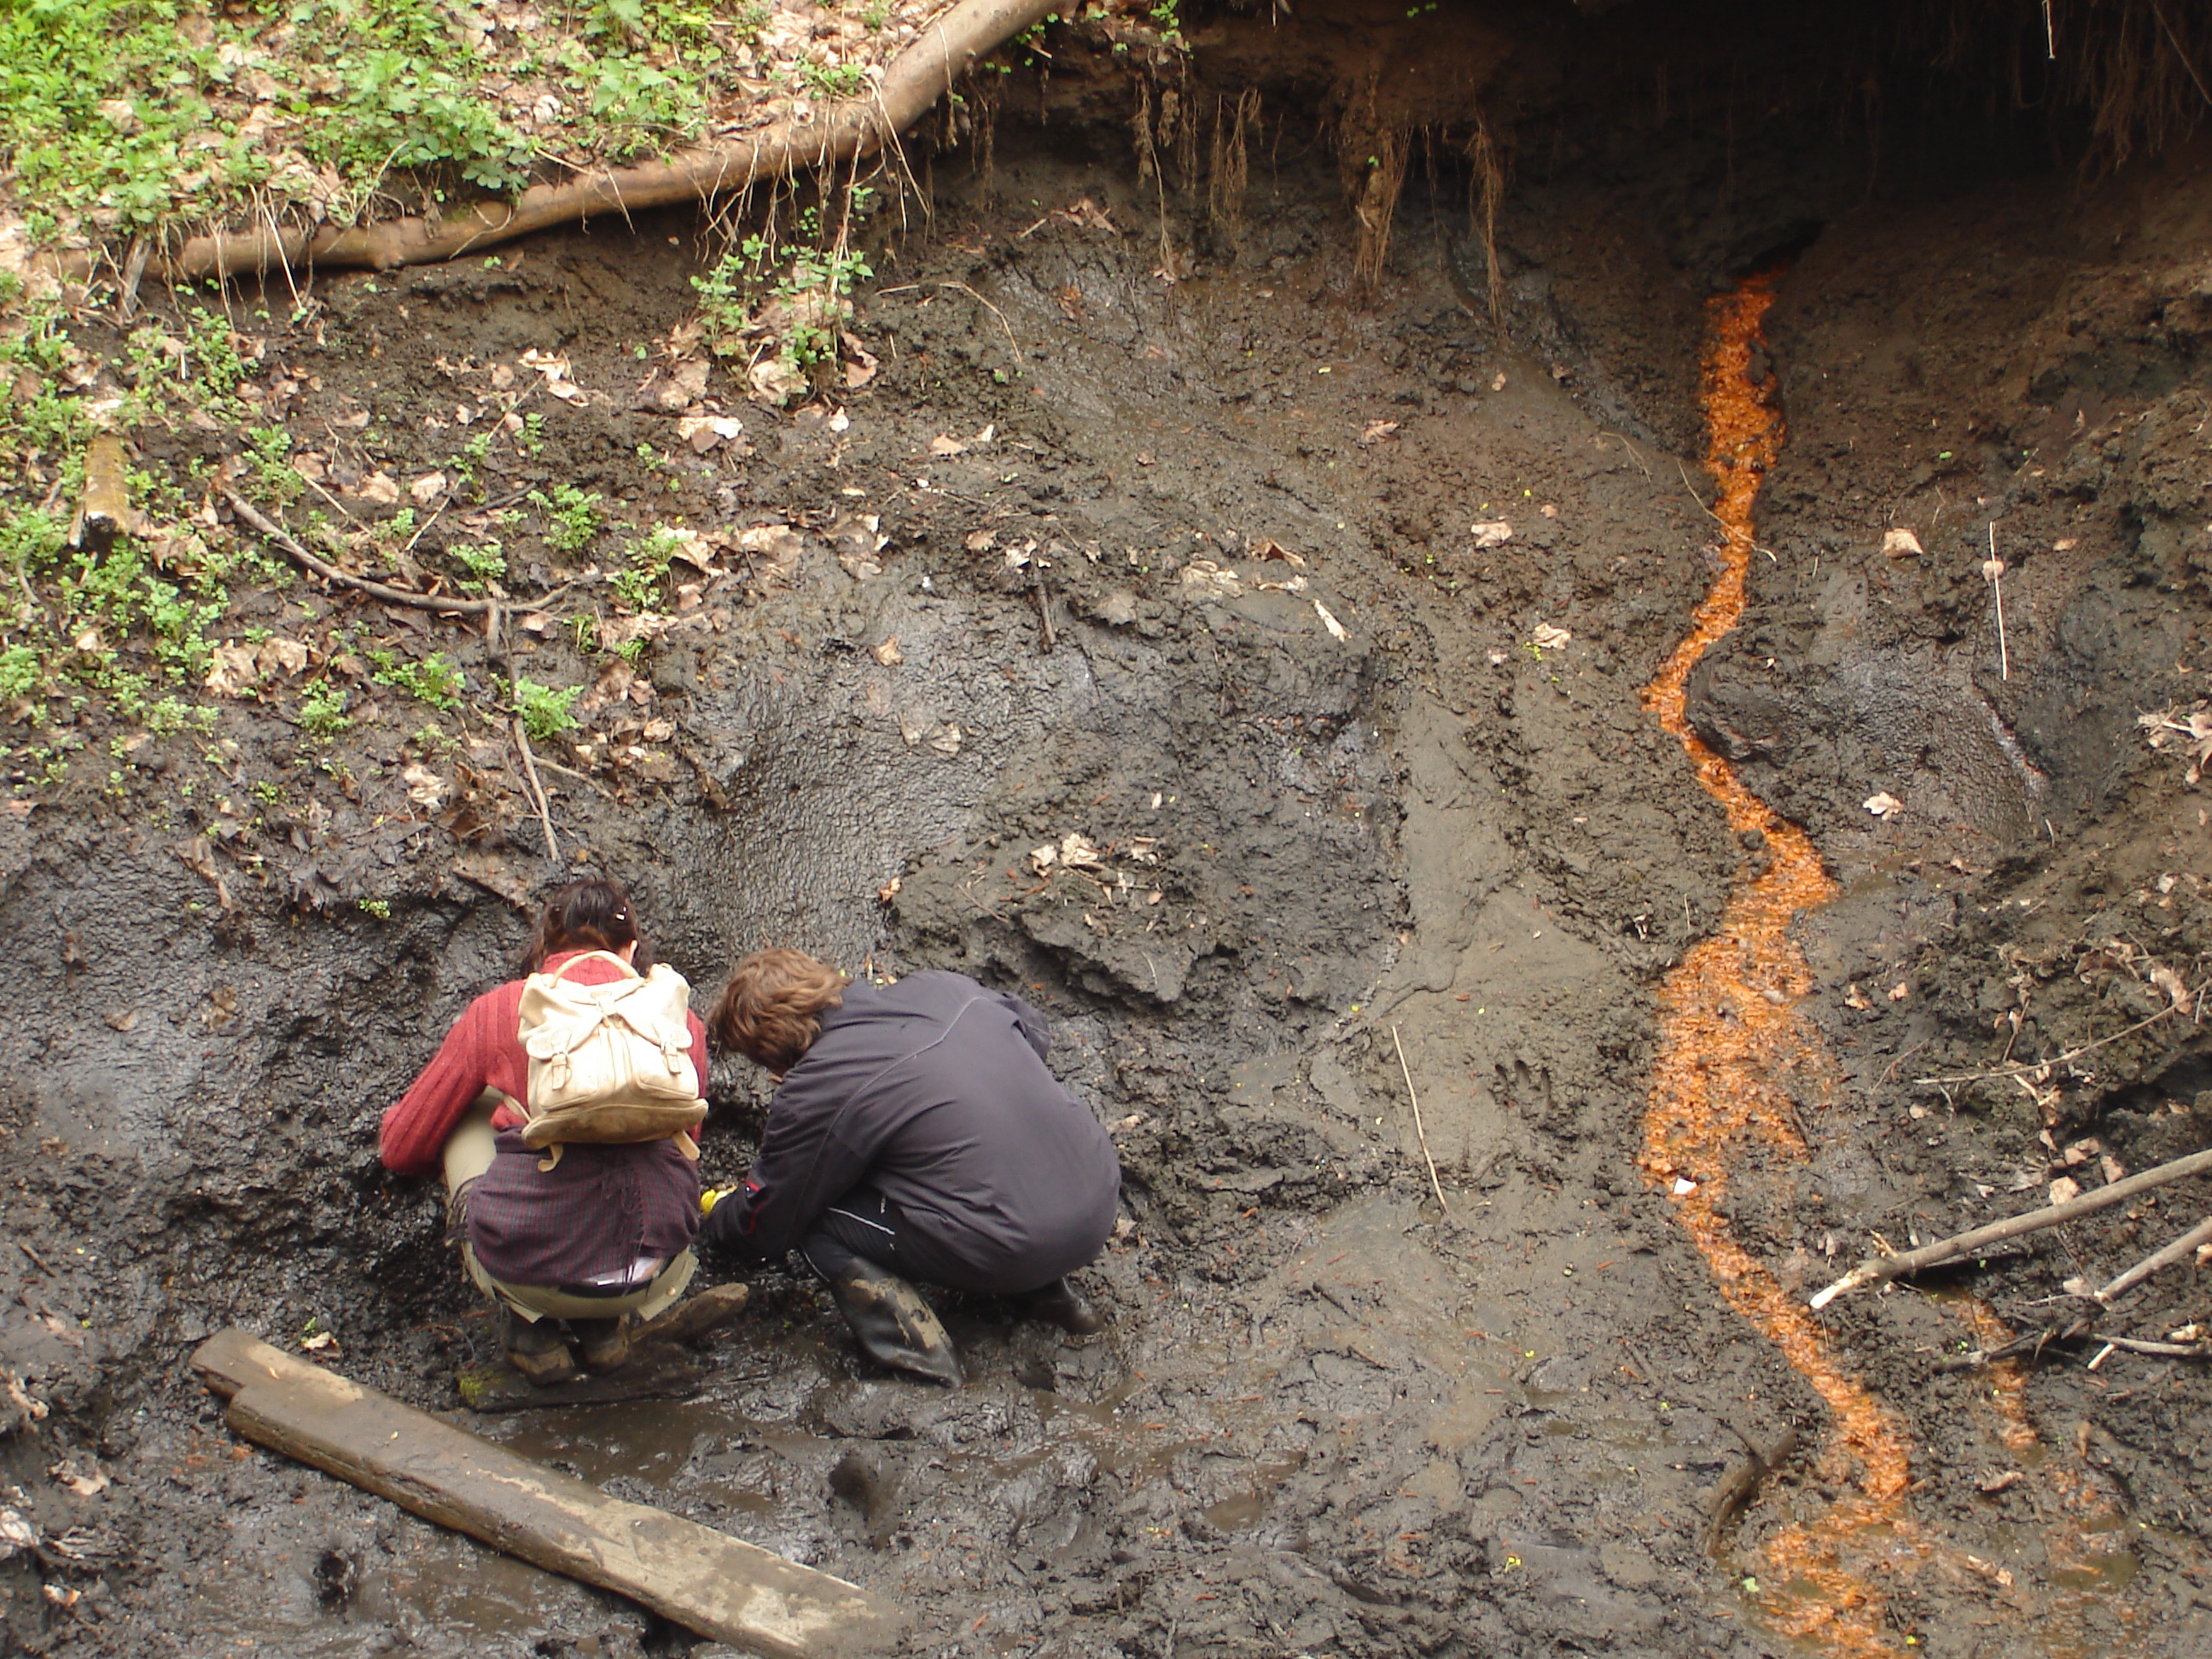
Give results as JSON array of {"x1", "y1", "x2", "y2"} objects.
[
  {"x1": 1021, "y1": 1277, "x2": 1104, "y2": 1336},
  {"x1": 800, "y1": 1232, "x2": 963, "y2": 1387}
]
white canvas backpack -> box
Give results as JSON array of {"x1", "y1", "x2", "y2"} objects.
[{"x1": 514, "y1": 950, "x2": 707, "y2": 1169}]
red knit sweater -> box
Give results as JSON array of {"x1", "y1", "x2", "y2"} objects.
[{"x1": 379, "y1": 950, "x2": 711, "y2": 1177}]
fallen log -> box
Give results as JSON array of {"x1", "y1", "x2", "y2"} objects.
[
  {"x1": 1808, "y1": 1145, "x2": 2212, "y2": 1310},
  {"x1": 163, "y1": 0, "x2": 1056, "y2": 281},
  {"x1": 191, "y1": 1328, "x2": 895, "y2": 1657}
]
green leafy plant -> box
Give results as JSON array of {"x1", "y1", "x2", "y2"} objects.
[
  {"x1": 528, "y1": 485, "x2": 605, "y2": 555},
  {"x1": 449, "y1": 540, "x2": 507, "y2": 593},
  {"x1": 693, "y1": 198, "x2": 874, "y2": 370},
  {"x1": 609, "y1": 524, "x2": 684, "y2": 612},
  {"x1": 370, "y1": 649, "x2": 465, "y2": 710},
  {"x1": 297, "y1": 682, "x2": 350, "y2": 739},
  {"x1": 0, "y1": 645, "x2": 43, "y2": 701},
  {"x1": 513, "y1": 675, "x2": 582, "y2": 742}
]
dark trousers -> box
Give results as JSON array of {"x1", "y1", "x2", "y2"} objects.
[{"x1": 799, "y1": 1187, "x2": 926, "y2": 1285}]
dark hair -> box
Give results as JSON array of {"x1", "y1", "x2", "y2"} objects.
[
  {"x1": 708, "y1": 948, "x2": 849, "y2": 1074},
  {"x1": 521, "y1": 877, "x2": 653, "y2": 975}
]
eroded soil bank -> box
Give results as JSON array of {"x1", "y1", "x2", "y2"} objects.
[{"x1": 5, "y1": 4, "x2": 2212, "y2": 1656}]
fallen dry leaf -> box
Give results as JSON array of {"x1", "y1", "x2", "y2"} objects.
[
  {"x1": 2048, "y1": 1175, "x2": 2081, "y2": 1205},
  {"x1": 1844, "y1": 982, "x2": 1871, "y2": 1010},
  {"x1": 877, "y1": 876, "x2": 900, "y2": 904},
  {"x1": 300, "y1": 1330, "x2": 338, "y2": 1353},
  {"x1": 1470, "y1": 521, "x2": 1514, "y2": 550},
  {"x1": 354, "y1": 471, "x2": 401, "y2": 505},
  {"x1": 402, "y1": 763, "x2": 448, "y2": 809},
  {"x1": 1530, "y1": 623, "x2": 1571, "y2": 652},
  {"x1": 1313, "y1": 598, "x2": 1348, "y2": 641},
  {"x1": 929, "y1": 433, "x2": 967, "y2": 457},
  {"x1": 204, "y1": 643, "x2": 259, "y2": 698},
  {"x1": 1888, "y1": 982, "x2": 1910, "y2": 1002},
  {"x1": 1864, "y1": 791, "x2": 1905, "y2": 819},
  {"x1": 519, "y1": 348, "x2": 588, "y2": 405},
  {"x1": 1359, "y1": 420, "x2": 1400, "y2": 445},
  {"x1": 1180, "y1": 559, "x2": 1242, "y2": 597},
  {"x1": 873, "y1": 637, "x2": 903, "y2": 666},
  {"x1": 924, "y1": 723, "x2": 962, "y2": 756},
  {"x1": 1058, "y1": 831, "x2": 1104, "y2": 870},
  {"x1": 1881, "y1": 527, "x2": 1924, "y2": 558}
]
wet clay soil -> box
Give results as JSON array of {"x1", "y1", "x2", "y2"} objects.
[{"x1": 7, "y1": 12, "x2": 2212, "y2": 1659}]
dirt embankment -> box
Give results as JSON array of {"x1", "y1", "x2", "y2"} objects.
[{"x1": 5, "y1": 5, "x2": 2212, "y2": 1657}]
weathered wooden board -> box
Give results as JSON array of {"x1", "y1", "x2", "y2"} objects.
[{"x1": 191, "y1": 1328, "x2": 895, "y2": 1659}]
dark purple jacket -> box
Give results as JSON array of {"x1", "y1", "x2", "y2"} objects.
[{"x1": 704, "y1": 972, "x2": 1120, "y2": 1291}]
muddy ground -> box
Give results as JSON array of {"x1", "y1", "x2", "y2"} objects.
[{"x1": 6, "y1": 4, "x2": 2212, "y2": 1656}]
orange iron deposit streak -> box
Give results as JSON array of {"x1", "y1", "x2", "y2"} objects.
[{"x1": 1639, "y1": 274, "x2": 1918, "y2": 1651}]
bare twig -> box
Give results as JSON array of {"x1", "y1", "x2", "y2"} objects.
[
  {"x1": 1809, "y1": 1145, "x2": 2212, "y2": 1309},
  {"x1": 1983, "y1": 524, "x2": 2009, "y2": 681},
  {"x1": 1390, "y1": 1023, "x2": 1449, "y2": 1214},
  {"x1": 510, "y1": 718, "x2": 562, "y2": 863},
  {"x1": 1914, "y1": 1004, "x2": 2178, "y2": 1087},
  {"x1": 2089, "y1": 1212, "x2": 2212, "y2": 1307},
  {"x1": 2087, "y1": 1331, "x2": 2212, "y2": 1359},
  {"x1": 224, "y1": 489, "x2": 494, "y2": 616}
]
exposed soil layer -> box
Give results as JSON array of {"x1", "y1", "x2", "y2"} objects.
[{"x1": 6, "y1": 6, "x2": 2212, "y2": 1658}]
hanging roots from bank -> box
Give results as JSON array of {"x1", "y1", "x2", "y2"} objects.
[
  {"x1": 1207, "y1": 89, "x2": 1260, "y2": 255},
  {"x1": 1337, "y1": 80, "x2": 1413, "y2": 295},
  {"x1": 1466, "y1": 102, "x2": 1508, "y2": 335},
  {"x1": 1930, "y1": 0, "x2": 2212, "y2": 169}
]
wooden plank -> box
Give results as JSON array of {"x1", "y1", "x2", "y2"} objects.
[{"x1": 190, "y1": 1330, "x2": 895, "y2": 1659}]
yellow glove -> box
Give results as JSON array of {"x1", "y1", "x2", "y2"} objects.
[{"x1": 701, "y1": 1186, "x2": 731, "y2": 1218}]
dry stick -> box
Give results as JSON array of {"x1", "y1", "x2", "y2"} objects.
[
  {"x1": 1809, "y1": 1144, "x2": 2212, "y2": 1310},
  {"x1": 138, "y1": 0, "x2": 1057, "y2": 282},
  {"x1": 510, "y1": 719, "x2": 562, "y2": 864},
  {"x1": 2087, "y1": 1332, "x2": 2212, "y2": 1359},
  {"x1": 224, "y1": 490, "x2": 494, "y2": 616},
  {"x1": 1984, "y1": 522, "x2": 2009, "y2": 681},
  {"x1": 2090, "y1": 1212, "x2": 2212, "y2": 1307},
  {"x1": 1914, "y1": 1003, "x2": 2178, "y2": 1087},
  {"x1": 1389, "y1": 1024, "x2": 1449, "y2": 1214}
]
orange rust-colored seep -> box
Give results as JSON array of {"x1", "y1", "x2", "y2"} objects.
[{"x1": 1639, "y1": 275, "x2": 1919, "y2": 1653}]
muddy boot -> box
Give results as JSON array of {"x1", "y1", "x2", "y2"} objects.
[
  {"x1": 801, "y1": 1233, "x2": 963, "y2": 1387},
  {"x1": 1020, "y1": 1277, "x2": 1103, "y2": 1336},
  {"x1": 499, "y1": 1307, "x2": 578, "y2": 1385},
  {"x1": 573, "y1": 1313, "x2": 633, "y2": 1376}
]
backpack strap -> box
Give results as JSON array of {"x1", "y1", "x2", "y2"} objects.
[{"x1": 540, "y1": 948, "x2": 640, "y2": 985}]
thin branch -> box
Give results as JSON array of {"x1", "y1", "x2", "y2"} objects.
[
  {"x1": 1914, "y1": 1004, "x2": 2178, "y2": 1087},
  {"x1": 1808, "y1": 1145, "x2": 2212, "y2": 1309},
  {"x1": 2090, "y1": 1212, "x2": 2212, "y2": 1307},
  {"x1": 224, "y1": 489, "x2": 494, "y2": 616},
  {"x1": 510, "y1": 718, "x2": 562, "y2": 863},
  {"x1": 1390, "y1": 1023, "x2": 1449, "y2": 1214}
]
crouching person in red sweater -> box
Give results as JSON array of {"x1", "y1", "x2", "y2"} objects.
[
  {"x1": 701, "y1": 950, "x2": 1121, "y2": 1387},
  {"x1": 380, "y1": 878, "x2": 709, "y2": 1384}
]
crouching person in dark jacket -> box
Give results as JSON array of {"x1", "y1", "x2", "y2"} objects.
[{"x1": 701, "y1": 950, "x2": 1121, "y2": 1385}]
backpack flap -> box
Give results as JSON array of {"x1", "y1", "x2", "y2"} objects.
[{"x1": 516, "y1": 957, "x2": 707, "y2": 1164}]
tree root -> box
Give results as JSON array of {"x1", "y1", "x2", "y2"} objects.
[{"x1": 129, "y1": 0, "x2": 1056, "y2": 283}]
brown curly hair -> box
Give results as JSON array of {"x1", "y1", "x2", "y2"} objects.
[{"x1": 708, "y1": 948, "x2": 850, "y2": 1074}]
